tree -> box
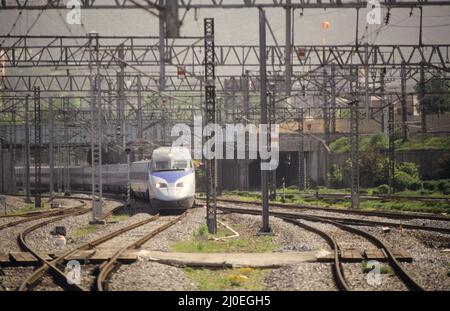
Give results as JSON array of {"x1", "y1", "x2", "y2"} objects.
[{"x1": 415, "y1": 71, "x2": 450, "y2": 114}]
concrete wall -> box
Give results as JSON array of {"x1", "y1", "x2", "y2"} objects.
[{"x1": 0, "y1": 149, "x2": 16, "y2": 193}]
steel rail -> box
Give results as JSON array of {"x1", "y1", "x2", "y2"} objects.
[
  {"x1": 212, "y1": 203, "x2": 450, "y2": 234},
  {"x1": 279, "y1": 217, "x2": 350, "y2": 291},
  {"x1": 97, "y1": 212, "x2": 187, "y2": 291},
  {"x1": 19, "y1": 211, "x2": 161, "y2": 291},
  {"x1": 216, "y1": 205, "x2": 425, "y2": 291},
  {"x1": 214, "y1": 198, "x2": 450, "y2": 222}
]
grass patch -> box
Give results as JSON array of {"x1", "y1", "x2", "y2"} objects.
[
  {"x1": 105, "y1": 214, "x2": 130, "y2": 223},
  {"x1": 184, "y1": 267, "x2": 268, "y2": 290},
  {"x1": 7, "y1": 202, "x2": 52, "y2": 215},
  {"x1": 68, "y1": 224, "x2": 102, "y2": 241},
  {"x1": 362, "y1": 260, "x2": 393, "y2": 274},
  {"x1": 171, "y1": 223, "x2": 276, "y2": 253},
  {"x1": 221, "y1": 187, "x2": 450, "y2": 214}
]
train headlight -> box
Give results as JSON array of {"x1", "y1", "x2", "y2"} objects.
[
  {"x1": 176, "y1": 182, "x2": 184, "y2": 188},
  {"x1": 156, "y1": 182, "x2": 168, "y2": 189}
]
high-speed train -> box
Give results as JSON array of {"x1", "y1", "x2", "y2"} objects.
[
  {"x1": 130, "y1": 146, "x2": 195, "y2": 209},
  {"x1": 16, "y1": 146, "x2": 196, "y2": 210}
]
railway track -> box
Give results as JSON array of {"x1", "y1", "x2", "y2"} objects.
[
  {"x1": 96, "y1": 212, "x2": 187, "y2": 291},
  {"x1": 208, "y1": 199, "x2": 450, "y2": 235},
  {"x1": 214, "y1": 197, "x2": 450, "y2": 222},
  {"x1": 0, "y1": 195, "x2": 124, "y2": 290},
  {"x1": 18, "y1": 210, "x2": 186, "y2": 291},
  {"x1": 210, "y1": 202, "x2": 425, "y2": 291}
]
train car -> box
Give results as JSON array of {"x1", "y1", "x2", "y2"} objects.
[
  {"x1": 15, "y1": 146, "x2": 195, "y2": 210},
  {"x1": 146, "y1": 146, "x2": 195, "y2": 210}
]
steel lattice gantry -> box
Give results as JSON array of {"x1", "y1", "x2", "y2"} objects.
[{"x1": 2, "y1": 0, "x2": 450, "y2": 10}]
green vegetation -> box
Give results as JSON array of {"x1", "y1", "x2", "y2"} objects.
[
  {"x1": 184, "y1": 267, "x2": 268, "y2": 290},
  {"x1": 105, "y1": 214, "x2": 130, "y2": 223},
  {"x1": 414, "y1": 71, "x2": 450, "y2": 114},
  {"x1": 361, "y1": 260, "x2": 393, "y2": 275},
  {"x1": 68, "y1": 224, "x2": 102, "y2": 240},
  {"x1": 221, "y1": 183, "x2": 450, "y2": 214},
  {"x1": 171, "y1": 223, "x2": 276, "y2": 253},
  {"x1": 330, "y1": 133, "x2": 450, "y2": 153},
  {"x1": 7, "y1": 202, "x2": 51, "y2": 215}
]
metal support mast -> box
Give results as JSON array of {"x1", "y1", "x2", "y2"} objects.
[
  {"x1": 330, "y1": 64, "x2": 337, "y2": 134},
  {"x1": 63, "y1": 97, "x2": 70, "y2": 196},
  {"x1": 380, "y1": 68, "x2": 387, "y2": 133},
  {"x1": 33, "y1": 87, "x2": 42, "y2": 208},
  {"x1": 285, "y1": 0, "x2": 292, "y2": 96},
  {"x1": 24, "y1": 95, "x2": 31, "y2": 203},
  {"x1": 349, "y1": 67, "x2": 360, "y2": 209},
  {"x1": 204, "y1": 18, "x2": 217, "y2": 234},
  {"x1": 48, "y1": 97, "x2": 55, "y2": 201},
  {"x1": 117, "y1": 45, "x2": 126, "y2": 150},
  {"x1": 400, "y1": 63, "x2": 408, "y2": 142},
  {"x1": 159, "y1": 0, "x2": 166, "y2": 91},
  {"x1": 298, "y1": 107, "x2": 305, "y2": 190},
  {"x1": 269, "y1": 83, "x2": 276, "y2": 201},
  {"x1": 89, "y1": 32, "x2": 103, "y2": 223},
  {"x1": 259, "y1": 9, "x2": 271, "y2": 233},
  {"x1": 419, "y1": 62, "x2": 426, "y2": 133},
  {"x1": 388, "y1": 95, "x2": 395, "y2": 193}
]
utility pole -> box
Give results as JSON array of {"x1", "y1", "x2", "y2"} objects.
[
  {"x1": 259, "y1": 9, "x2": 271, "y2": 234},
  {"x1": 298, "y1": 107, "x2": 305, "y2": 190},
  {"x1": 285, "y1": 0, "x2": 292, "y2": 96},
  {"x1": 330, "y1": 64, "x2": 336, "y2": 134},
  {"x1": 380, "y1": 68, "x2": 387, "y2": 133},
  {"x1": 117, "y1": 45, "x2": 126, "y2": 151},
  {"x1": 33, "y1": 87, "x2": 42, "y2": 208},
  {"x1": 48, "y1": 97, "x2": 55, "y2": 201},
  {"x1": 323, "y1": 68, "x2": 330, "y2": 145},
  {"x1": 63, "y1": 97, "x2": 70, "y2": 196},
  {"x1": 137, "y1": 75, "x2": 143, "y2": 141},
  {"x1": 269, "y1": 83, "x2": 276, "y2": 201},
  {"x1": 24, "y1": 95, "x2": 31, "y2": 203},
  {"x1": 364, "y1": 42, "x2": 370, "y2": 122},
  {"x1": 349, "y1": 66, "x2": 360, "y2": 209},
  {"x1": 204, "y1": 18, "x2": 217, "y2": 234},
  {"x1": 388, "y1": 95, "x2": 395, "y2": 193},
  {"x1": 419, "y1": 62, "x2": 427, "y2": 133},
  {"x1": 400, "y1": 63, "x2": 408, "y2": 142},
  {"x1": 159, "y1": 0, "x2": 166, "y2": 92},
  {"x1": 9, "y1": 109, "x2": 16, "y2": 193},
  {"x1": 125, "y1": 147, "x2": 131, "y2": 207},
  {"x1": 89, "y1": 32, "x2": 103, "y2": 224}
]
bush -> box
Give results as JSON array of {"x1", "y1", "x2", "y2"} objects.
[
  {"x1": 328, "y1": 164, "x2": 344, "y2": 188},
  {"x1": 437, "y1": 155, "x2": 450, "y2": 179},
  {"x1": 396, "y1": 162, "x2": 420, "y2": 179},
  {"x1": 423, "y1": 180, "x2": 436, "y2": 191},
  {"x1": 376, "y1": 184, "x2": 390, "y2": 195},
  {"x1": 393, "y1": 171, "x2": 421, "y2": 192}
]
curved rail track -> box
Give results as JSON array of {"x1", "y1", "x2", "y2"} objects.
[
  {"x1": 208, "y1": 199, "x2": 450, "y2": 235},
  {"x1": 214, "y1": 198, "x2": 450, "y2": 222},
  {"x1": 207, "y1": 202, "x2": 427, "y2": 291},
  {"x1": 18, "y1": 210, "x2": 186, "y2": 291},
  {"x1": 96, "y1": 212, "x2": 187, "y2": 291}
]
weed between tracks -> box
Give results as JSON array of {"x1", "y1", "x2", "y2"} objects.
[
  {"x1": 183, "y1": 267, "x2": 268, "y2": 291},
  {"x1": 66, "y1": 213, "x2": 130, "y2": 242},
  {"x1": 171, "y1": 223, "x2": 276, "y2": 253},
  {"x1": 7, "y1": 202, "x2": 52, "y2": 215},
  {"x1": 172, "y1": 221, "x2": 276, "y2": 290}
]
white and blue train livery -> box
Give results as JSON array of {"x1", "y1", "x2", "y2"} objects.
[{"x1": 130, "y1": 146, "x2": 195, "y2": 210}]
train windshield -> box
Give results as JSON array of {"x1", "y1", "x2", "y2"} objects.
[
  {"x1": 151, "y1": 147, "x2": 192, "y2": 172},
  {"x1": 153, "y1": 159, "x2": 190, "y2": 171}
]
